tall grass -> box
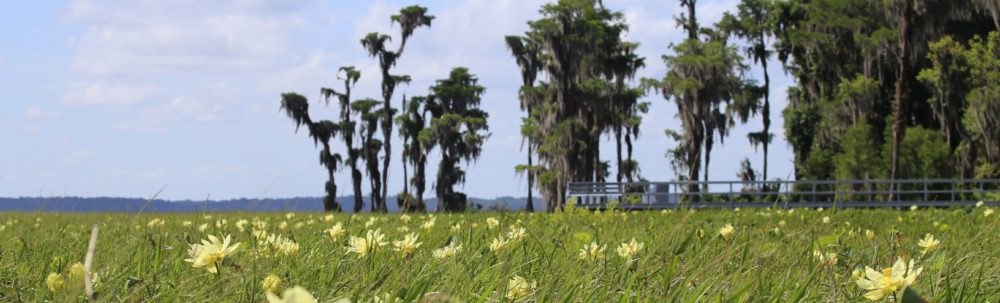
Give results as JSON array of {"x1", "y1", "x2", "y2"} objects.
[{"x1": 1, "y1": 207, "x2": 998, "y2": 302}]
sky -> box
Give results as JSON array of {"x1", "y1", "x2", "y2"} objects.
[{"x1": 0, "y1": 0, "x2": 796, "y2": 201}]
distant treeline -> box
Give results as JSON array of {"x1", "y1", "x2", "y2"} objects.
[
  {"x1": 0, "y1": 196, "x2": 529, "y2": 213},
  {"x1": 282, "y1": 0, "x2": 1000, "y2": 213}
]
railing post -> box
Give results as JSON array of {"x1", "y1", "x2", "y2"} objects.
[
  {"x1": 868, "y1": 180, "x2": 873, "y2": 204},
  {"x1": 924, "y1": 180, "x2": 929, "y2": 202},
  {"x1": 812, "y1": 182, "x2": 817, "y2": 205},
  {"x1": 951, "y1": 180, "x2": 956, "y2": 203},
  {"x1": 729, "y1": 182, "x2": 734, "y2": 205}
]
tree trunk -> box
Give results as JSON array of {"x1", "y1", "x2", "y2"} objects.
[
  {"x1": 761, "y1": 53, "x2": 771, "y2": 182},
  {"x1": 703, "y1": 134, "x2": 712, "y2": 192},
  {"x1": 615, "y1": 129, "x2": 623, "y2": 183},
  {"x1": 625, "y1": 132, "x2": 634, "y2": 181},
  {"x1": 890, "y1": 0, "x2": 910, "y2": 201},
  {"x1": 380, "y1": 118, "x2": 391, "y2": 213},
  {"x1": 352, "y1": 166, "x2": 364, "y2": 212},
  {"x1": 323, "y1": 144, "x2": 340, "y2": 212},
  {"x1": 688, "y1": 134, "x2": 703, "y2": 202},
  {"x1": 526, "y1": 145, "x2": 535, "y2": 212},
  {"x1": 415, "y1": 153, "x2": 426, "y2": 211}
]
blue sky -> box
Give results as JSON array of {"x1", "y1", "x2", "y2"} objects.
[{"x1": 0, "y1": 0, "x2": 795, "y2": 200}]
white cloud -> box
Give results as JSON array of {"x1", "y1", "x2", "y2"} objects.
[
  {"x1": 114, "y1": 95, "x2": 225, "y2": 132},
  {"x1": 258, "y1": 49, "x2": 341, "y2": 95},
  {"x1": 23, "y1": 107, "x2": 61, "y2": 119},
  {"x1": 66, "y1": 0, "x2": 315, "y2": 76},
  {"x1": 62, "y1": 81, "x2": 159, "y2": 106}
]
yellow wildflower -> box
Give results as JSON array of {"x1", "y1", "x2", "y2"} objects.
[
  {"x1": 235, "y1": 219, "x2": 249, "y2": 232},
  {"x1": 822, "y1": 216, "x2": 830, "y2": 224},
  {"x1": 486, "y1": 217, "x2": 500, "y2": 229},
  {"x1": 917, "y1": 233, "x2": 940, "y2": 256},
  {"x1": 865, "y1": 229, "x2": 875, "y2": 241},
  {"x1": 505, "y1": 275, "x2": 538, "y2": 300},
  {"x1": 719, "y1": 223, "x2": 735, "y2": 240},
  {"x1": 185, "y1": 234, "x2": 241, "y2": 273},
  {"x1": 262, "y1": 274, "x2": 283, "y2": 294},
  {"x1": 392, "y1": 233, "x2": 422, "y2": 258},
  {"x1": 147, "y1": 218, "x2": 165, "y2": 228},
  {"x1": 855, "y1": 257, "x2": 922, "y2": 301},
  {"x1": 421, "y1": 217, "x2": 436, "y2": 230},
  {"x1": 616, "y1": 238, "x2": 644, "y2": 260},
  {"x1": 507, "y1": 226, "x2": 526, "y2": 241},
  {"x1": 266, "y1": 286, "x2": 316, "y2": 303},
  {"x1": 489, "y1": 237, "x2": 510, "y2": 253},
  {"x1": 432, "y1": 241, "x2": 462, "y2": 259},
  {"x1": 269, "y1": 235, "x2": 300, "y2": 257},
  {"x1": 347, "y1": 229, "x2": 387, "y2": 258},
  {"x1": 325, "y1": 222, "x2": 346, "y2": 242},
  {"x1": 68, "y1": 262, "x2": 85, "y2": 283},
  {"x1": 985, "y1": 208, "x2": 994, "y2": 217},
  {"x1": 253, "y1": 229, "x2": 269, "y2": 242},
  {"x1": 578, "y1": 241, "x2": 605, "y2": 262},
  {"x1": 852, "y1": 268, "x2": 865, "y2": 281},
  {"x1": 45, "y1": 272, "x2": 64, "y2": 293}
]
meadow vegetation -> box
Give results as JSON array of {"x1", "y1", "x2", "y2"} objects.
[{"x1": 2, "y1": 205, "x2": 999, "y2": 302}]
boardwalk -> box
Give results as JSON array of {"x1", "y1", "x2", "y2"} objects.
[{"x1": 567, "y1": 179, "x2": 1000, "y2": 210}]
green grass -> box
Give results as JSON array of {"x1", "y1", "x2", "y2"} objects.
[{"x1": 1, "y1": 207, "x2": 999, "y2": 302}]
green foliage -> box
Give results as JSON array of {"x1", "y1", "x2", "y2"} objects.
[
  {"x1": 919, "y1": 32, "x2": 1000, "y2": 178},
  {"x1": 881, "y1": 126, "x2": 954, "y2": 179},
  {"x1": 834, "y1": 121, "x2": 882, "y2": 181},
  {"x1": 964, "y1": 32, "x2": 1000, "y2": 168},
  {"x1": 421, "y1": 68, "x2": 490, "y2": 212},
  {"x1": 774, "y1": 0, "x2": 999, "y2": 180}
]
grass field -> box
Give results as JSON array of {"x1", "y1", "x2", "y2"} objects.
[{"x1": 1, "y1": 206, "x2": 999, "y2": 302}]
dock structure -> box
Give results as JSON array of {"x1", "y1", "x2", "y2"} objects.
[{"x1": 566, "y1": 179, "x2": 1000, "y2": 209}]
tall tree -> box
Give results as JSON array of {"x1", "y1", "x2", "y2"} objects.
[
  {"x1": 279, "y1": 93, "x2": 343, "y2": 212},
  {"x1": 321, "y1": 67, "x2": 365, "y2": 212},
  {"x1": 644, "y1": 0, "x2": 752, "y2": 195},
  {"x1": 420, "y1": 68, "x2": 490, "y2": 212},
  {"x1": 396, "y1": 95, "x2": 429, "y2": 212},
  {"x1": 504, "y1": 36, "x2": 543, "y2": 212},
  {"x1": 508, "y1": 0, "x2": 644, "y2": 210},
  {"x1": 720, "y1": 0, "x2": 776, "y2": 181},
  {"x1": 360, "y1": 5, "x2": 434, "y2": 212},
  {"x1": 351, "y1": 99, "x2": 384, "y2": 212},
  {"x1": 606, "y1": 42, "x2": 648, "y2": 184}
]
